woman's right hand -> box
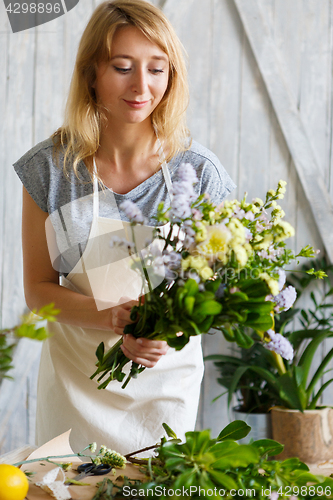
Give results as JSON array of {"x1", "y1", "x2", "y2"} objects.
[{"x1": 108, "y1": 297, "x2": 139, "y2": 336}]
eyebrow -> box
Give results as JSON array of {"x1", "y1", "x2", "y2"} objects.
[{"x1": 110, "y1": 54, "x2": 168, "y2": 62}]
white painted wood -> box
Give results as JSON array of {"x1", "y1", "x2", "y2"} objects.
[
  {"x1": 209, "y1": 0, "x2": 243, "y2": 191},
  {"x1": 34, "y1": 19, "x2": 66, "y2": 144},
  {"x1": 233, "y1": 0, "x2": 333, "y2": 263},
  {"x1": 330, "y1": 0, "x2": 333, "y2": 200},
  {"x1": 0, "y1": 6, "x2": 9, "y2": 332},
  {"x1": 237, "y1": 13, "x2": 272, "y2": 201}
]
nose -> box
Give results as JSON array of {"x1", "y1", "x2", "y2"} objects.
[{"x1": 131, "y1": 67, "x2": 148, "y2": 95}]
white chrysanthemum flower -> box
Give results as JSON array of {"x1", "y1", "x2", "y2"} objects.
[
  {"x1": 274, "y1": 285, "x2": 297, "y2": 312},
  {"x1": 89, "y1": 442, "x2": 97, "y2": 453}
]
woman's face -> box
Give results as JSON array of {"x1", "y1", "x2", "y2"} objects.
[{"x1": 94, "y1": 25, "x2": 170, "y2": 127}]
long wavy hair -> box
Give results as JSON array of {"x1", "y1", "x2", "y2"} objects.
[{"x1": 53, "y1": 0, "x2": 191, "y2": 180}]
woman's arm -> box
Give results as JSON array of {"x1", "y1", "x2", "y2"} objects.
[
  {"x1": 22, "y1": 187, "x2": 167, "y2": 366},
  {"x1": 22, "y1": 186, "x2": 113, "y2": 330}
]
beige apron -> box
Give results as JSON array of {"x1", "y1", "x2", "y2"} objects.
[{"x1": 36, "y1": 161, "x2": 204, "y2": 455}]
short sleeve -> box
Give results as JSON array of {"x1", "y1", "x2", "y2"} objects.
[
  {"x1": 199, "y1": 158, "x2": 236, "y2": 205},
  {"x1": 13, "y1": 141, "x2": 52, "y2": 213},
  {"x1": 183, "y1": 141, "x2": 236, "y2": 205}
]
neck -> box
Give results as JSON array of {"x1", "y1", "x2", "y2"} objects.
[{"x1": 98, "y1": 119, "x2": 157, "y2": 169}]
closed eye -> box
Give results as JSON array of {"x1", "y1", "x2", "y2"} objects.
[
  {"x1": 113, "y1": 66, "x2": 131, "y2": 73},
  {"x1": 150, "y1": 69, "x2": 164, "y2": 74}
]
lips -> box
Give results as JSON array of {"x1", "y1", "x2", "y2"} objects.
[{"x1": 124, "y1": 100, "x2": 149, "y2": 109}]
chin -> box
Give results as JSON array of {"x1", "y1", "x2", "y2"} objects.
[{"x1": 124, "y1": 112, "x2": 152, "y2": 124}]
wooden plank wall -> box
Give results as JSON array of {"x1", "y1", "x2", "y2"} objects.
[{"x1": 0, "y1": 0, "x2": 332, "y2": 453}]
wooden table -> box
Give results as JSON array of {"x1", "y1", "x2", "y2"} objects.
[
  {"x1": 0, "y1": 444, "x2": 146, "y2": 500},
  {"x1": 2, "y1": 446, "x2": 333, "y2": 500}
]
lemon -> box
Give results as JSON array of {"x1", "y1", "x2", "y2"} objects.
[{"x1": 0, "y1": 464, "x2": 29, "y2": 500}]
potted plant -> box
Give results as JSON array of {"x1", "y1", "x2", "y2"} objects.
[
  {"x1": 207, "y1": 257, "x2": 333, "y2": 462},
  {"x1": 206, "y1": 342, "x2": 277, "y2": 442}
]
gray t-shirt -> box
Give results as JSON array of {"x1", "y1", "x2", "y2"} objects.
[{"x1": 14, "y1": 137, "x2": 236, "y2": 275}]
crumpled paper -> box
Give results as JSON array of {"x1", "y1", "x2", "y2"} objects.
[{"x1": 36, "y1": 467, "x2": 71, "y2": 500}]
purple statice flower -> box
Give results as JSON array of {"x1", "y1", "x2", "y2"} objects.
[
  {"x1": 177, "y1": 163, "x2": 199, "y2": 184},
  {"x1": 274, "y1": 285, "x2": 297, "y2": 312},
  {"x1": 170, "y1": 164, "x2": 199, "y2": 222},
  {"x1": 263, "y1": 329, "x2": 294, "y2": 361},
  {"x1": 163, "y1": 250, "x2": 181, "y2": 266},
  {"x1": 182, "y1": 220, "x2": 196, "y2": 248},
  {"x1": 172, "y1": 181, "x2": 196, "y2": 199},
  {"x1": 163, "y1": 250, "x2": 182, "y2": 280},
  {"x1": 170, "y1": 194, "x2": 193, "y2": 220},
  {"x1": 152, "y1": 250, "x2": 182, "y2": 280},
  {"x1": 120, "y1": 200, "x2": 146, "y2": 224}
]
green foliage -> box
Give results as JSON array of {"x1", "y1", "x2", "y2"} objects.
[
  {"x1": 94, "y1": 422, "x2": 333, "y2": 499},
  {"x1": 207, "y1": 258, "x2": 333, "y2": 412},
  {"x1": 0, "y1": 303, "x2": 59, "y2": 381}
]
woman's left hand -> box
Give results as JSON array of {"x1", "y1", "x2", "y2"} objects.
[{"x1": 120, "y1": 334, "x2": 169, "y2": 368}]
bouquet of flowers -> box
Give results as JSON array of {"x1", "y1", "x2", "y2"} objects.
[{"x1": 90, "y1": 164, "x2": 324, "y2": 389}]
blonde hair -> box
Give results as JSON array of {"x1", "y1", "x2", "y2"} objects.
[{"x1": 53, "y1": 0, "x2": 191, "y2": 180}]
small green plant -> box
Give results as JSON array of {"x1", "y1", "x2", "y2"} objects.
[
  {"x1": 0, "y1": 303, "x2": 60, "y2": 381},
  {"x1": 93, "y1": 421, "x2": 333, "y2": 499},
  {"x1": 207, "y1": 258, "x2": 333, "y2": 412}
]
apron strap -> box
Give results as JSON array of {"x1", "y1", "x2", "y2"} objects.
[{"x1": 92, "y1": 158, "x2": 99, "y2": 219}]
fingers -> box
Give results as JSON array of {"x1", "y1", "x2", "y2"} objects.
[
  {"x1": 120, "y1": 334, "x2": 169, "y2": 368},
  {"x1": 110, "y1": 305, "x2": 135, "y2": 335},
  {"x1": 110, "y1": 296, "x2": 144, "y2": 335}
]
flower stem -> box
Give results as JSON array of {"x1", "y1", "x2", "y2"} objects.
[
  {"x1": 13, "y1": 452, "x2": 94, "y2": 467},
  {"x1": 272, "y1": 351, "x2": 287, "y2": 375}
]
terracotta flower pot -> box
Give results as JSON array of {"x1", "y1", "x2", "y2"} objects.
[{"x1": 271, "y1": 407, "x2": 333, "y2": 463}]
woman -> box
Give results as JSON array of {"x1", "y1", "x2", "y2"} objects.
[{"x1": 14, "y1": 0, "x2": 235, "y2": 454}]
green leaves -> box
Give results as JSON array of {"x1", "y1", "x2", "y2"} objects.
[
  {"x1": 251, "y1": 439, "x2": 284, "y2": 457},
  {"x1": 211, "y1": 442, "x2": 259, "y2": 469},
  {"x1": 217, "y1": 420, "x2": 251, "y2": 441},
  {"x1": 162, "y1": 423, "x2": 178, "y2": 440},
  {"x1": 0, "y1": 303, "x2": 59, "y2": 382},
  {"x1": 119, "y1": 421, "x2": 333, "y2": 500},
  {"x1": 95, "y1": 342, "x2": 105, "y2": 364}
]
